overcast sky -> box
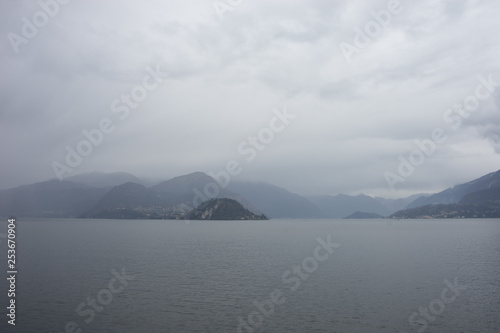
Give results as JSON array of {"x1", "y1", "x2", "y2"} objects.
[{"x1": 1, "y1": 0, "x2": 499, "y2": 198}]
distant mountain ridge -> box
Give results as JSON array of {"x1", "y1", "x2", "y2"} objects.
[
  {"x1": 391, "y1": 202, "x2": 500, "y2": 219},
  {"x1": 152, "y1": 172, "x2": 262, "y2": 213},
  {"x1": 459, "y1": 187, "x2": 500, "y2": 204},
  {"x1": 152, "y1": 172, "x2": 212, "y2": 194},
  {"x1": 81, "y1": 173, "x2": 261, "y2": 219},
  {"x1": 406, "y1": 170, "x2": 500, "y2": 208},
  {"x1": 308, "y1": 194, "x2": 391, "y2": 218},
  {"x1": 226, "y1": 181, "x2": 323, "y2": 218},
  {"x1": 0, "y1": 180, "x2": 108, "y2": 218},
  {"x1": 375, "y1": 194, "x2": 428, "y2": 213},
  {"x1": 80, "y1": 182, "x2": 190, "y2": 219},
  {"x1": 2, "y1": 169, "x2": 499, "y2": 219},
  {"x1": 392, "y1": 169, "x2": 500, "y2": 218}
]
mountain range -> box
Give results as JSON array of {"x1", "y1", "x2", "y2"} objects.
[
  {"x1": 391, "y1": 169, "x2": 500, "y2": 219},
  {"x1": 1, "y1": 169, "x2": 499, "y2": 219},
  {"x1": 406, "y1": 169, "x2": 500, "y2": 208}
]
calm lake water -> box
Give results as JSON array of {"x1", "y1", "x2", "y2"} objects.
[{"x1": 1, "y1": 218, "x2": 499, "y2": 332}]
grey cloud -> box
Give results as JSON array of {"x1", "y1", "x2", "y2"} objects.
[{"x1": 1, "y1": 0, "x2": 500, "y2": 198}]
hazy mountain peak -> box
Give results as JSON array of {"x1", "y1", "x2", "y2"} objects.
[
  {"x1": 152, "y1": 172, "x2": 215, "y2": 193},
  {"x1": 187, "y1": 198, "x2": 268, "y2": 220}
]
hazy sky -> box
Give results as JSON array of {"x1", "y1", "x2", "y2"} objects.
[{"x1": 1, "y1": 0, "x2": 499, "y2": 198}]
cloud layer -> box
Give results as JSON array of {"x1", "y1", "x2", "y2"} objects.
[{"x1": 1, "y1": 0, "x2": 499, "y2": 198}]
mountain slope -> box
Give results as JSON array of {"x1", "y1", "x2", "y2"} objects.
[
  {"x1": 392, "y1": 169, "x2": 500, "y2": 218},
  {"x1": 407, "y1": 169, "x2": 500, "y2": 208},
  {"x1": 152, "y1": 172, "x2": 214, "y2": 194},
  {"x1": 226, "y1": 181, "x2": 323, "y2": 218},
  {"x1": 374, "y1": 194, "x2": 427, "y2": 213},
  {"x1": 0, "y1": 180, "x2": 107, "y2": 218},
  {"x1": 187, "y1": 198, "x2": 268, "y2": 220},
  {"x1": 80, "y1": 182, "x2": 192, "y2": 219},
  {"x1": 84, "y1": 182, "x2": 178, "y2": 211},
  {"x1": 391, "y1": 201, "x2": 500, "y2": 219},
  {"x1": 153, "y1": 172, "x2": 261, "y2": 213},
  {"x1": 459, "y1": 187, "x2": 500, "y2": 204}
]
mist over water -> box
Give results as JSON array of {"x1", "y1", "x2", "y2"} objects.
[{"x1": 1, "y1": 218, "x2": 499, "y2": 332}]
